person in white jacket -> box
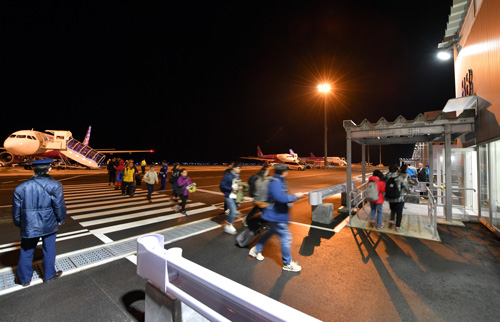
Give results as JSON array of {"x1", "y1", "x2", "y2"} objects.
[{"x1": 143, "y1": 166, "x2": 159, "y2": 203}]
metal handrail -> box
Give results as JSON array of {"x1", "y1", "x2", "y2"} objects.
[
  {"x1": 348, "y1": 182, "x2": 440, "y2": 240},
  {"x1": 426, "y1": 186, "x2": 438, "y2": 240}
]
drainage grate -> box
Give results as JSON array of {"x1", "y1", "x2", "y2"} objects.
[{"x1": 0, "y1": 217, "x2": 223, "y2": 294}]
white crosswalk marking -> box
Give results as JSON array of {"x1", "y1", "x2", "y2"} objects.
[{"x1": 60, "y1": 183, "x2": 220, "y2": 243}]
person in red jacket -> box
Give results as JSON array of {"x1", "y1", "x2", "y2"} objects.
[
  {"x1": 114, "y1": 159, "x2": 125, "y2": 190},
  {"x1": 368, "y1": 170, "x2": 386, "y2": 229}
]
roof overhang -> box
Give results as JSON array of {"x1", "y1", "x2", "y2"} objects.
[
  {"x1": 343, "y1": 109, "x2": 475, "y2": 146},
  {"x1": 442, "y1": 95, "x2": 477, "y2": 116},
  {"x1": 437, "y1": 0, "x2": 471, "y2": 49}
]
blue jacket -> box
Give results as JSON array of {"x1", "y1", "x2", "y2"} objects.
[
  {"x1": 12, "y1": 175, "x2": 67, "y2": 239},
  {"x1": 261, "y1": 174, "x2": 298, "y2": 223},
  {"x1": 220, "y1": 171, "x2": 239, "y2": 198}
]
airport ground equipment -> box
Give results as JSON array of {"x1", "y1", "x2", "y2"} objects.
[{"x1": 137, "y1": 234, "x2": 321, "y2": 322}]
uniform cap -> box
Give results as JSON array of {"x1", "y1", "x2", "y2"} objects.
[{"x1": 31, "y1": 159, "x2": 54, "y2": 165}]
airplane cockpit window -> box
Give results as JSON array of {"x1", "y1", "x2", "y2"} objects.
[
  {"x1": 17, "y1": 135, "x2": 26, "y2": 139},
  {"x1": 28, "y1": 136, "x2": 36, "y2": 140},
  {"x1": 9, "y1": 135, "x2": 16, "y2": 138}
]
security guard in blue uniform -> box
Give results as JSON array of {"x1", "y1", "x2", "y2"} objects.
[
  {"x1": 159, "y1": 160, "x2": 168, "y2": 190},
  {"x1": 12, "y1": 159, "x2": 66, "y2": 286}
]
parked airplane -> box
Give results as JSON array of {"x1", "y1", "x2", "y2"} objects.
[
  {"x1": 300, "y1": 152, "x2": 347, "y2": 166},
  {"x1": 240, "y1": 146, "x2": 306, "y2": 170},
  {"x1": 0, "y1": 126, "x2": 153, "y2": 169}
]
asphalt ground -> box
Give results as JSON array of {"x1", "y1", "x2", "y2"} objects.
[{"x1": 0, "y1": 166, "x2": 499, "y2": 321}]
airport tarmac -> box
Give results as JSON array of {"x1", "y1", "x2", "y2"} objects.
[{"x1": 0, "y1": 165, "x2": 499, "y2": 321}]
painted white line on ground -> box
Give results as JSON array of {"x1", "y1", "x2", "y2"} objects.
[
  {"x1": 67, "y1": 195, "x2": 169, "y2": 210},
  {"x1": 71, "y1": 201, "x2": 177, "y2": 219},
  {"x1": 289, "y1": 217, "x2": 349, "y2": 233},
  {"x1": 90, "y1": 205, "x2": 218, "y2": 235},
  {"x1": 79, "y1": 202, "x2": 205, "y2": 226}
]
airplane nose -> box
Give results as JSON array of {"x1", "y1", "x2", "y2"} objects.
[{"x1": 4, "y1": 137, "x2": 23, "y2": 154}]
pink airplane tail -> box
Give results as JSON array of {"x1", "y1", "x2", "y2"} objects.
[
  {"x1": 310, "y1": 152, "x2": 316, "y2": 158},
  {"x1": 257, "y1": 146, "x2": 263, "y2": 157},
  {"x1": 83, "y1": 125, "x2": 91, "y2": 146}
]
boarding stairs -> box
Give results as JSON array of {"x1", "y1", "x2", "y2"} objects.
[{"x1": 45, "y1": 130, "x2": 105, "y2": 169}]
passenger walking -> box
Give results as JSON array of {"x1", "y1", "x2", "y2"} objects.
[
  {"x1": 368, "y1": 170, "x2": 386, "y2": 229},
  {"x1": 245, "y1": 166, "x2": 270, "y2": 225},
  {"x1": 170, "y1": 163, "x2": 181, "y2": 200},
  {"x1": 122, "y1": 161, "x2": 137, "y2": 197},
  {"x1": 12, "y1": 159, "x2": 66, "y2": 286},
  {"x1": 159, "y1": 160, "x2": 168, "y2": 190},
  {"x1": 248, "y1": 164, "x2": 305, "y2": 272},
  {"x1": 220, "y1": 162, "x2": 242, "y2": 234},
  {"x1": 141, "y1": 158, "x2": 147, "y2": 175},
  {"x1": 107, "y1": 157, "x2": 117, "y2": 186},
  {"x1": 385, "y1": 164, "x2": 409, "y2": 231},
  {"x1": 175, "y1": 169, "x2": 192, "y2": 216},
  {"x1": 222, "y1": 162, "x2": 234, "y2": 214},
  {"x1": 142, "y1": 165, "x2": 158, "y2": 203},
  {"x1": 114, "y1": 159, "x2": 125, "y2": 190}
]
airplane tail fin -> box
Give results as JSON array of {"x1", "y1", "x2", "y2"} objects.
[
  {"x1": 310, "y1": 152, "x2": 315, "y2": 158},
  {"x1": 289, "y1": 149, "x2": 295, "y2": 155},
  {"x1": 83, "y1": 125, "x2": 91, "y2": 146},
  {"x1": 257, "y1": 146, "x2": 263, "y2": 157}
]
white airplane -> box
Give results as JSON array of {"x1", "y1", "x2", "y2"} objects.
[
  {"x1": 0, "y1": 126, "x2": 153, "y2": 169},
  {"x1": 240, "y1": 146, "x2": 307, "y2": 170},
  {"x1": 290, "y1": 150, "x2": 347, "y2": 167}
]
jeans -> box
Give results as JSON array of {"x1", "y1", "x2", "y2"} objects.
[
  {"x1": 389, "y1": 202, "x2": 404, "y2": 227},
  {"x1": 370, "y1": 202, "x2": 383, "y2": 227},
  {"x1": 17, "y1": 232, "x2": 57, "y2": 283},
  {"x1": 256, "y1": 222, "x2": 292, "y2": 265},
  {"x1": 147, "y1": 183, "x2": 154, "y2": 200},
  {"x1": 225, "y1": 197, "x2": 238, "y2": 224},
  {"x1": 179, "y1": 194, "x2": 188, "y2": 212}
]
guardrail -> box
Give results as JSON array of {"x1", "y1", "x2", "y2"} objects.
[
  {"x1": 309, "y1": 183, "x2": 353, "y2": 206},
  {"x1": 347, "y1": 182, "x2": 440, "y2": 240},
  {"x1": 137, "y1": 234, "x2": 322, "y2": 322}
]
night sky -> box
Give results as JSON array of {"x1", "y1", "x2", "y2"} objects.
[{"x1": 3, "y1": 0, "x2": 455, "y2": 165}]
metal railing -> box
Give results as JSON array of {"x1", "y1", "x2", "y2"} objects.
[
  {"x1": 137, "y1": 234, "x2": 321, "y2": 322},
  {"x1": 427, "y1": 186, "x2": 438, "y2": 240},
  {"x1": 347, "y1": 182, "x2": 440, "y2": 240}
]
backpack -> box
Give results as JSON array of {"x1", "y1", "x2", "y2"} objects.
[
  {"x1": 385, "y1": 177, "x2": 401, "y2": 199},
  {"x1": 248, "y1": 174, "x2": 258, "y2": 197},
  {"x1": 365, "y1": 181, "x2": 379, "y2": 201}
]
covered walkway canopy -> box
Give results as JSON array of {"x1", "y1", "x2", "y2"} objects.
[{"x1": 343, "y1": 96, "x2": 478, "y2": 222}]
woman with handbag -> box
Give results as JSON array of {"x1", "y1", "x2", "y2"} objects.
[{"x1": 175, "y1": 169, "x2": 193, "y2": 216}]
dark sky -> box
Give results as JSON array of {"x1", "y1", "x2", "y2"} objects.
[{"x1": 3, "y1": 0, "x2": 454, "y2": 165}]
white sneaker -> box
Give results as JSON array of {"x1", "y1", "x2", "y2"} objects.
[
  {"x1": 283, "y1": 261, "x2": 301, "y2": 272},
  {"x1": 225, "y1": 209, "x2": 230, "y2": 215},
  {"x1": 223, "y1": 224, "x2": 237, "y2": 235},
  {"x1": 248, "y1": 246, "x2": 264, "y2": 261}
]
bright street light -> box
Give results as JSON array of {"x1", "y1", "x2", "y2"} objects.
[
  {"x1": 318, "y1": 83, "x2": 331, "y2": 93},
  {"x1": 437, "y1": 51, "x2": 451, "y2": 60},
  {"x1": 318, "y1": 83, "x2": 332, "y2": 167}
]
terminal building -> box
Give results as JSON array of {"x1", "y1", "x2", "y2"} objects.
[
  {"x1": 344, "y1": 0, "x2": 500, "y2": 238},
  {"x1": 438, "y1": 0, "x2": 500, "y2": 237}
]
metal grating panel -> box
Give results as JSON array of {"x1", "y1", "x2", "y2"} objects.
[
  {"x1": 0, "y1": 217, "x2": 222, "y2": 293},
  {"x1": 105, "y1": 240, "x2": 137, "y2": 257},
  {"x1": 68, "y1": 248, "x2": 114, "y2": 268}
]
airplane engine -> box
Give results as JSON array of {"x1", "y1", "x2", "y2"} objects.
[{"x1": 0, "y1": 152, "x2": 22, "y2": 166}]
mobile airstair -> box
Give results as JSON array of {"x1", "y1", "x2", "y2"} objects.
[{"x1": 45, "y1": 130, "x2": 105, "y2": 169}]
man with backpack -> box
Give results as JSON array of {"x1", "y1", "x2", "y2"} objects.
[
  {"x1": 245, "y1": 166, "x2": 270, "y2": 224},
  {"x1": 248, "y1": 163, "x2": 305, "y2": 272},
  {"x1": 385, "y1": 164, "x2": 409, "y2": 231}
]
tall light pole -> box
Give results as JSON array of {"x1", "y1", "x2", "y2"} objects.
[{"x1": 318, "y1": 83, "x2": 331, "y2": 167}]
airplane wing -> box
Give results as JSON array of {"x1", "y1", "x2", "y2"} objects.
[
  {"x1": 240, "y1": 156, "x2": 269, "y2": 161},
  {"x1": 96, "y1": 149, "x2": 154, "y2": 154}
]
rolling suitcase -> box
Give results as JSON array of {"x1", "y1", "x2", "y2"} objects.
[{"x1": 235, "y1": 216, "x2": 267, "y2": 248}]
